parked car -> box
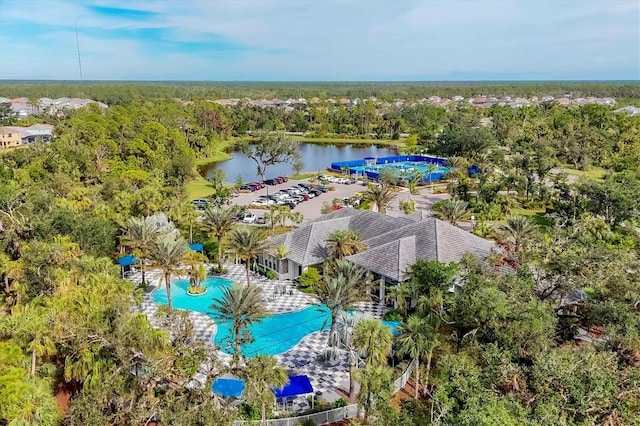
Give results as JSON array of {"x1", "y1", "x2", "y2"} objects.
[
  {"x1": 286, "y1": 195, "x2": 303, "y2": 204},
  {"x1": 301, "y1": 193, "x2": 310, "y2": 201},
  {"x1": 191, "y1": 199, "x2": 208, "y2": 209},
  {"x1": 315, "y1": 186, "x2": 329, "y2": 193},
  {"x1": 274, "y1": 177, "x2": 284, "y2": 184},
  {"x1": 256, "y1": 216, "x2": 266, "y2": 224},
  {"x1": 282, "y1": 202, "x2": 296, "y2": 209},
  {"x1": 298, "y1": 183, "x2": 311, "y2": 189},
  {"x1": 309, "y1": 189, "x2": 322, "y2": 197},
  {"x1": 248, "y1": 182, "x2": 263, "y2": 190},
  {"x1": 240, "y1": 185, "x2": 256, "y2": 192},
  {"x1": 243, "y1": 212, "x2": 257, "y2": 223},
  {"x1": 277, "y1": 176, "x2": 289, "y2": 182},
  {"x1": 263, "y1": 179, "x2": 277, "y2": 186}
]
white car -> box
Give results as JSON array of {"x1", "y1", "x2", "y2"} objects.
[{"x1": 243, "y1": 213, "x2": 257, "y2": 223}]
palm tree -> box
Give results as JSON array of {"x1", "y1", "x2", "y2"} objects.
[
  {"x1": 353, "y1": 319, "x2": 393, "y2": 368},
  {"x1": 315, "y1": 260, "x2": 366, "y2": 348},
  {"x1": 6, "y1": 303, "x2": 57, "y2": 375},
  {"x1": 362, "y1": 183, "x2": 395, "y2": 214},
  {"x1": 325, "y1": 230, "x2": 366, "y2": 259},
  {"x1": 499, "y1": 215, "x2": 538, "y2": 264},
  {"x1": 407, "y1": 171, "x2": 425, "y2": 199},
  {"x1": 395, "y1": 315, "x2": 433, "y2": 399},
  {"x1": 202, "y1": 206, "x2": 239, "y2": 270},
  {"x1": 242, "y1": 355, "x2": 288, "y2": 425},
  {"x1": 355, "y1": 365, "x2": 394, "y2": 422},
  {"x1": 148, "y1": 233, "x2": 189, "y2": 311},
  {"x1": 121, "y1": 215, "x2": 165, "y2": 285},
  {"x1": 226, "y1": 227, "x2": 271, "y2": 286},
  {"x1": 432, "y1": 198, "x2": 469, "y2": 226},
  {"x1": 425, "y1": 163, "x2": 438, "y2": 194},
  {"x1": 210, "y1": 282, "x2": 266, "y2": 369}
]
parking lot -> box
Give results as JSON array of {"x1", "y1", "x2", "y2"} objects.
[{"x1": 231, "y1": 177, "x2": 366, "y2": 224}]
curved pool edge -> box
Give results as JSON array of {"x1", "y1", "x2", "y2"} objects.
[{"x1": 212, "y1": 304, "x2": 331, "y2": 357}]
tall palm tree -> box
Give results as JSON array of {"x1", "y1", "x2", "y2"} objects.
[
  {"x1": 407, "y1": 171, "x2": 425, "y2": 199},
  {"x1": 210, "y1": 282, "x2": 266, "y2": 369},
  {"x1": 355, "y1": 365, "x2": 394, "y2": 422},
  {"x1": 432, "y1": 198, "x2": 469, "y2": 226},
  {"x1": 325, "y1": 230, "x2": 366, "y2": 259},
  {"x1": 6, "y1": 303, "x2": 57, "y2": 375},
  {"x1": 363, "y1": 183, "x2": 395, "y2": 214},
  {"x1": 242, "y1": 355, "x2": 288, "y2": 425},
  {"x1": 121, "y1": 215, "x2": 165, "y2": 285},
  {"x1": 499, "y1": 215, "x2": 538, "y2": 264},
  {"x1": 202, "y1": 206, "x2": 239, "y2": 270},
  {"x1": 316, "y1": 260, "x2": 366, "y2": 348},
  {"x1": 395, "y1": 315, "x2": 433, "y2": 399},
  {"x1": 148, "y1": 233, "x2": 189, "y2": 311},
  {"x1": 353, "y1": 319, "x2": 393, "y2": 368},
  {"x1": 226, "y1": 227, "x2": 271, "y2": 286},
  {"x1": 425, "y1": 163, "x2": 438, "y2": 194}
]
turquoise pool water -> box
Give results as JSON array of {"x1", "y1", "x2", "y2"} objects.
[
  {"x1": 152, "y1": 279, "x2": 397, "y2": 357},
  {"x1": 351, "y1": 161, "x2": 450, "y2": 181},
  {"x1": 215, "y1": 305, "x2": 332, "y2": 357},
  {"x1": 152, "y1": 277, "x2": 233, "y2": 312}
]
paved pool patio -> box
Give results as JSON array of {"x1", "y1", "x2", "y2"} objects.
[{"x1": 130, "y1": 263, "x2": 387, "y2": 410}]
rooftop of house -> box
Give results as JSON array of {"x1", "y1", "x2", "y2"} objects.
[
  {"x1": 0, "y1": 124, "x2": 54, "y2": 138},
  {"x1": 270, "y1": 209, "x2": 497, "y2": 281}
]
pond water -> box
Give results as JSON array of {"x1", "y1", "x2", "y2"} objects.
[{"x1": 200, "y1": 142, "x2": 399, "y2": 183}]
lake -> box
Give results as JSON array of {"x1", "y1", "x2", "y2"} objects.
[{"x1": 200, "y1": 142, "x2": 399, "y2": 182}]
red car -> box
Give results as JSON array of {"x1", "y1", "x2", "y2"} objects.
[
  {"x1": 301, "y1": 193, "x2": 310, "y2": 201},
  {"x1": 274, "y1": 177, "x2": 284, "y2": 184},
  {"x1": 249, "y1": 182, "x2": 263, "y2": 190},
  {"x1": 277, "y1": 176, "x2": 289, "y2": 182}
]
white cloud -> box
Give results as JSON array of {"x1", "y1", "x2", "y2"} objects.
[{"x1": 0, "y1": 0, "x2": 638, "y2": 80}]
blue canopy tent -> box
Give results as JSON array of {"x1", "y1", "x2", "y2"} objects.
[
  {"x1": 212, "y1": 378, "x2": 245, "y2": 398},
  {"x1": 117, "y1": 255, "x2": 137, "y2": 278},
  {"x1": 274, "y1": 375, "x2": 315, "y2": 409},
  {"x1": 188, "y1": 243, "x2": 203, "y2": 253}
]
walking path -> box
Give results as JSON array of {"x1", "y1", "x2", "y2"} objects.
[{"x1": 129, "y1": 263, "x2": 387, "y2": 412}]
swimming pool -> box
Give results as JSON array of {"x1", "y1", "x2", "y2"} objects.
[
  {"x1": 330, "y1": 155, "x2": 452, "y2": 182},
  {"x1": 350, "y1": 161, "x2": 450, "y2": 180},
  {"x1": 151, "y1": 277, "x2": 233, "y2": 312},
  {"x1": 152, "y1": 279, "x2": 397, "y2": 357}
]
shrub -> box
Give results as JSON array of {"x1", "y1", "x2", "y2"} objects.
[
  {"x1": 332, "y1": 398, "x2": 348, "y2": 408},
  {"x1": 209, "y1": 266, "x2": 227, "y2": 275},
  {"x1": 266, "y1": 270, "x2": 277, "y2": 280},
  {"x1": 187, "y1": 286, "x2": 206, "y2": 295},
  {"x1": 299, "y1": 267, "x2": 322, "y2": 290},
  {"x1": 328, "y1": 185, "x2": 336, "y2": 191},
  {"x1": 203, "y1": 240, "x2": 218, "y2": 260},
  {"x1": 399, "y1": 199, "x2": 416, "y2": 215},
  {"x1": 383, "y1": 308, "x2": 403, "y2": 322}
]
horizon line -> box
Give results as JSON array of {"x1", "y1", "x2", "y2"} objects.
[{"x1": 0, "y1": 79, "x2": 638, "y2": 84}]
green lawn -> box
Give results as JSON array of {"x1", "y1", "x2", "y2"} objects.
[
  {"x1": 195, "y1": 151, "x2": 231, "y2": 165},
  {"x1": 186, "y1": 175, "x2": 214, "y2": 200},
  {"x1": 298, "y1": 136, "x2": 405, "y2": 148},
  {"x1": 560, "y1": 165, "x2": 606, "y2": 180},
  {"x1": 289, "y1": 172, "x2": 316, "y2": 180},
  {"x1": 510, "y1": 207, "x2": 552, "y2": 227}
]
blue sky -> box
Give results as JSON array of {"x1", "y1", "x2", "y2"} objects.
[{"x1": 0, "y1": 0, "x2": 638, "y2": 81}]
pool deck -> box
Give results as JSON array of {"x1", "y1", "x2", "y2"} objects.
[{"x1": 131, "y1": 263, "x2": 387, "y2": 409}]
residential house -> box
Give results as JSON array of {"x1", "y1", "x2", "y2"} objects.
[
  {"x1": 0, "y1": 124, "x2": 54, "y2": 148},
  {"x1": 0, "y1": 127, "x2": 22, "y2": 149},
  {"x1": 260, "y1": 209, "x2": 497, "y2": 302}
]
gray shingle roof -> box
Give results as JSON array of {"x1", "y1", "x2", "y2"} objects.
[
  {"x1": 346, "y1": 236, "x2": 417, "y2": 281},
  {"x1": 271, "y1": 210, "x2": 497, "y2": 276}
]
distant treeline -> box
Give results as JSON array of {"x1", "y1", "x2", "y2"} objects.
[{"x1": 0, "y1": 80, "x2": 638, "y2": 105}]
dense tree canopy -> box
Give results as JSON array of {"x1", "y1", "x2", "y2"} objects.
[{"x1": 0, "y1": 82, "x2": 638, "y2": 425}]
